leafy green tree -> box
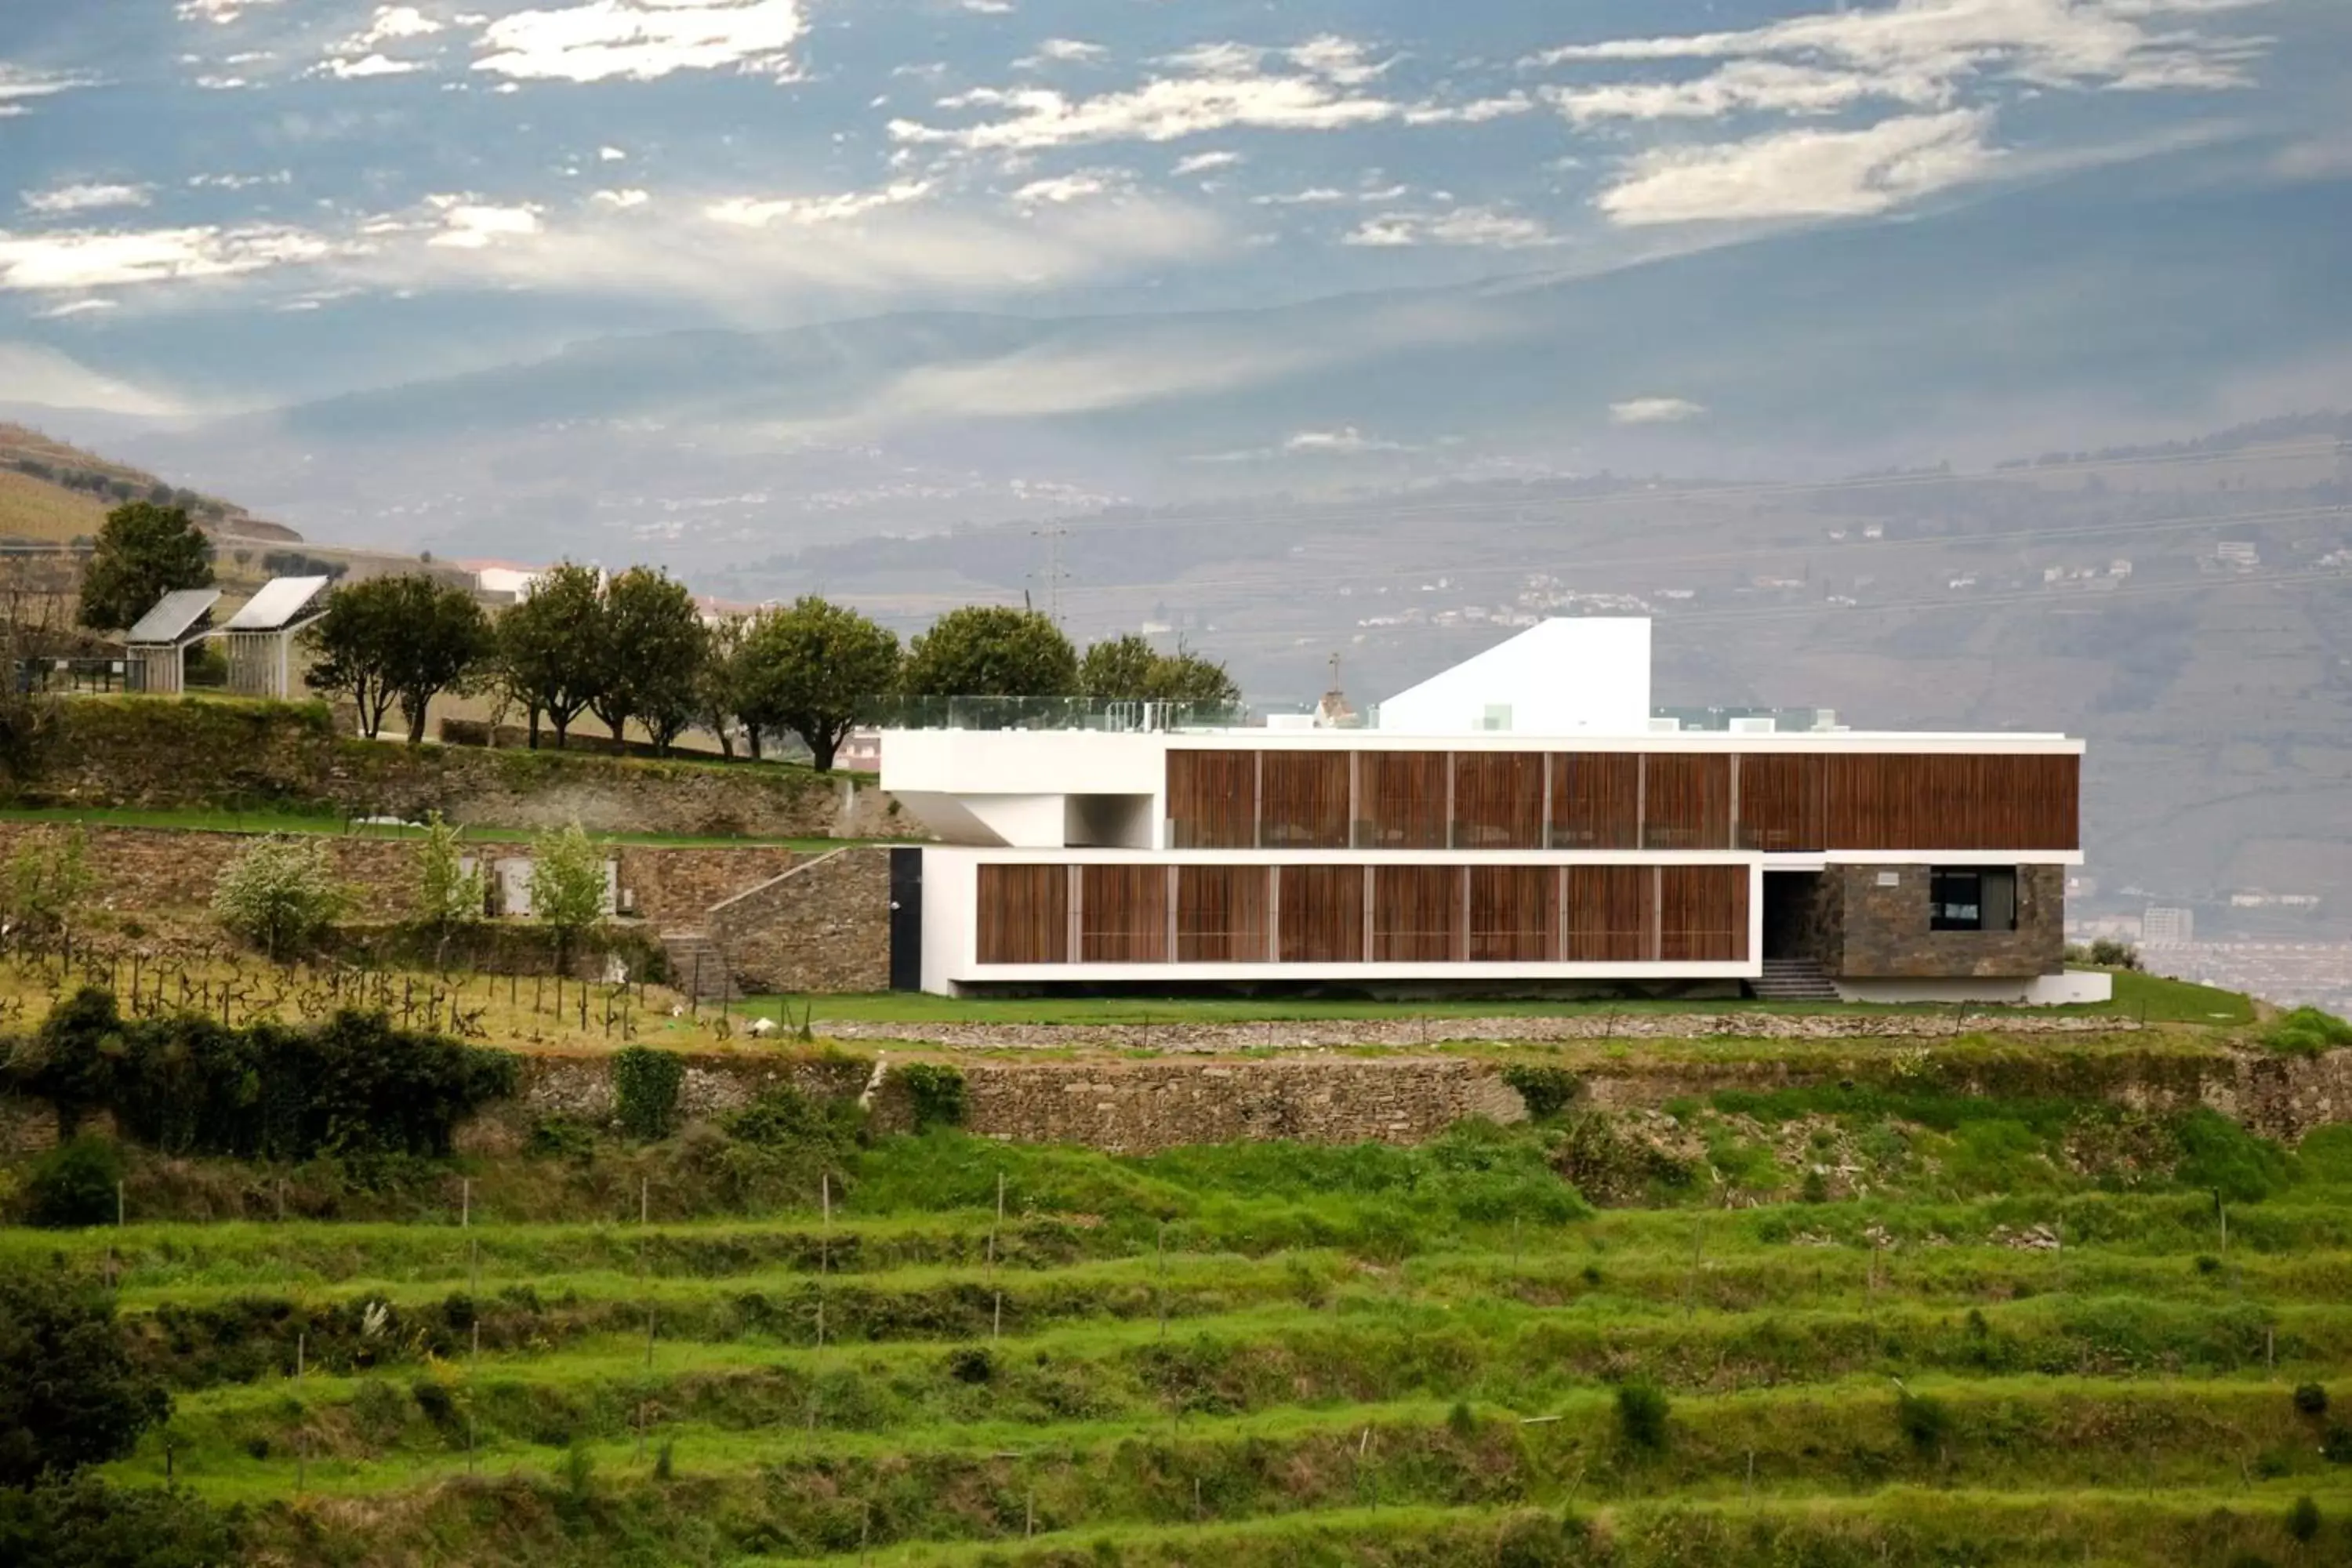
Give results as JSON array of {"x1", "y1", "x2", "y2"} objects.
[
  {"x1": 211, "y1": 835, "x2": 348, "y2": 960},
  {"x1": 528, "y1": 822, "x2": 608, "y2": 970},
  {"x1": 494, "y1": 562, "x2": 602, "y2": 749},
  {"x1": 588, "y1": 567, "x2": 706, "y2": 753},
  {"x1": 1077, "y1": 634, "x2": 1240, "y2": 706},
  {"x1": 5, "y1": 826, "x2": 93, "y2": 948},
  {"x1": 0, "y1": 1269, "x2": 172, "y2": 1487},
  {"x1": 901, "y1": 605, "x2": 1076, "y2": 699},
  {"x1": 737, "y1": 597, "x2": 901, "y2": 771},
  {"x1": 0, "y1": 1474, "x2": 242, "y2": 1566},
  {"x1": 306, "y1": 575, "x2": 490, "y2": 742},
  {"x1": 413, "y1": 813, "x2": 485, "y2": 967},
  {"x1": 1143, "y1": 643, "x2": 1240, "y2": 706},
  {"x1": 696, "y1": 613, "x2": 752, "y2": 758},
  {"x1": 74, "y1": 502, "x2": 212, "y2": 632}
]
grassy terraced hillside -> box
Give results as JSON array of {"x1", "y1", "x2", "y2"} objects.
[{"x1": 9, "y1": 1010, "x2": 2352, "y2": 1567}]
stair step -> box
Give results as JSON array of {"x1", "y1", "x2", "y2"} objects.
[
  {"x1": 1750, "y1": 957, "x2": 1842, "y2": 1002},
  {"x1": 659, "y1": 931, "x2": 741, "y2": 1002}
]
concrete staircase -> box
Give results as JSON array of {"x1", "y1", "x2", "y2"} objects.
[
  {"x1": 660, "y1": 931, "x2": 741, "y2": 1004},
  {"x1": 1750, "y1": 958, "x2": 1843, "y2": 1003}
]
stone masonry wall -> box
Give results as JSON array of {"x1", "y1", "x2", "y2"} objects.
[
  {"x1": 710, "y1": 846, "x2": 891, "y2": 994},
  {"x1": 17, "y1": 697, "x2": 905, "y2": 840},
  {"x1": 1829, "y1": 863, "x2": 2064, "y2": 978}
]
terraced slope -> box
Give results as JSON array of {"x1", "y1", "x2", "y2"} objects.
[{"x1": 26, "y1": 1080, "x2": 2352, "y2": 1567}]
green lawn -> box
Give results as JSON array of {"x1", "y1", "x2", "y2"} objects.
[
  {"x1": 2105, "y1": 966, "x2": 2257, "y2": 1025},
  {"x1": 0, "y1": 803, "x2": 871, "y2": 851}
]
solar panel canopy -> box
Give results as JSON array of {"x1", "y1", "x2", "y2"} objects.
[
  {"x1": 125, "y1": 588, "x2": 221, "y2": 644},
  {"x1": 224, "y1": 575, "x2": 332, "y2": 632}
]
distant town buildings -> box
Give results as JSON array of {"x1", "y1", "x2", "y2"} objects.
[{"x1": 2140, "y1": 906, "x2": 2194, "y2": 946}]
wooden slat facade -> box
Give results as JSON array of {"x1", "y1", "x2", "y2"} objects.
[
  {"x1": 1176, "y1": 866, "x2": 1271, "y2": 963},
  {"x1": 1258, "y1": 750, "x2": 1352, "y2": 848},
  {"x1": 1276, "y1": 866, "x2": 1365, "y2": 963},
  {"x1": 1080, "y1": 865, "x2": 1170, "y2": 964},
  {"x1": 975, "y1": 864, "x2": 1069, "y2": 964},
  {"x1": 1564, "y1": 865, "x2": 1651, "y2": 962},
  {"x1": 1550, "y1": 753, "x2": 1641, "y2": 849},
  {"x1": 1167, "y1": 748, "x2": 2078, "y2": 854},
  {"x1": 1659, "y1": 864, "x2": 1748, "y2": 961},
  {"x1": 1374, "y1": 866, "x2": 1461, "y2": 961},
  {"x1": 1469, "y1": 866, "x2": 1558, "y2": 961},
  {"x1": 1453, "y1": 752, "x2": 1545, "y2": 849},
  {"x1": 1642, "y1": 753, "x2": 1732, "y2": 850},
  {"x1": 1356, "y1": 752, "x2": 1449, "y2": 849},
  {"x1": 1166, "y1": 750, "x2": 1254, "y2": 849}
]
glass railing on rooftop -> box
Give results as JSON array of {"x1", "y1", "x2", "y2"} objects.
[{"x1": 872, "y1": 695, "x2": 1254, "y2": 732}]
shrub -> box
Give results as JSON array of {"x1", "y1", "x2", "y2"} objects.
[
  {"x1": 528, "y1": 823, "x2": 608, "y2": 967},
  {"x1": 1615, "y1": 1383, "x2": 1670, "y2": 1451},
  {"x1": 412, "y1": 812, "x2": 486, "y2": 951},
  {"x1": 725, "y1": 1084, "x2": 861, "y2": 1152},
  {"x1": 897, "y1": 1062, "x2": 969, "y2": 1131},
  {"x1": 0, "y1": 1271, "x2": 172, "y2": 1486},
  {"x1": 2285, "y1": 1496, "x2": 2320, "y2": 1544},
  {"x1": 1501, "y1": 1063, "x2": 1581, "y2": 1120},
  {"x1": 2262, "y1": 1007, "x2": 2352, "y2": 1059},
  {"x1": 21, "y1": 1136, "x2": 122, "y2": 1229},
  {"x1": 211, "y1": 835, "x2": 348, "y2": 958},
  {"x1": 2172, "y1": 1109, "x2": 2296, "y2": 1203},
  {"x1": 2294, "y1": 1383, "x2": 2330, "y2": 1417},
  {"x1": 1895, "y1": 1388, "x2": 1952, "y2": 1454},
  {"x1": 2087, "y1": 938, "x2": 2141, "y2": 970},
  {"x1": 947, "y1": 1347, "x2": 993, "y2": 1385},
  {"x1": 0, "y1": 1475, "x2": 241, "y2": 1566},
  {"x1": 612, "y1": 1047, "x2": 684, "y2": 1142},
  {"x1": 4, "y1": 825, "x2": 93, "y2": 946}
]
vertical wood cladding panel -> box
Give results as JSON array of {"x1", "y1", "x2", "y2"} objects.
[
  {"x1": 1564, "y1": 866, "x2": 1650, "y2": 961},
  {"x1": 1166, "y1": 750, "x2": 1255, "y2": 849},
  {"x1": 1550, "y1": 753, "x2": 1641, "y2": 848},
  {"x1": 976, "y1": 864, "x2": 1069, "y2": 964},
  {"x1": 1642, "y1": 754, "x2": 1733, "y2": 849},
  {"x1": 1659, "y1": 865, "x2": 1749, "y2": 961},
  {"x1": 1258, "y1": 750, "x2": 1352, "y2": 848},
  {"x1": 1080, "y1": 865, "x2": 1170, "y2": 964},
  {"x1": 1452, "y1": 753, "x2": 1545, "y2": 849},
  {"x1": 1737, "y1": 753, "x2": 1828, "y2": 851},
  {"x1": 1469, "y1": 866, "x2": 1559, "y2": 961},
  {"x1": 1175, "y1": 866, "x2": 1271, "y2": 963},
  {"x1": 1356, "y1": 752, "x2": 1449, "y2": 848},
  {"x1": 1277, "y1": 865, "x2": 1366, "y2": 963},
  {"x1": 1374, "y1": 865, "x2": 1461, "y2": 961},
  {"x1": 1824, "y1": 753, "x2": 2078, "y2": 851}
]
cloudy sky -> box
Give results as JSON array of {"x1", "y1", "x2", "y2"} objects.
[{"x1": 0, "y1": 0, "x2": 2344, "y2": 419}]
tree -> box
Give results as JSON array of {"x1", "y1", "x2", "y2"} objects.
[
  {"x1": 306, "y1": 575, "x2": 490, "y2": 742},
  {"x1": 387, "y1": 578, "x2": 492, "y2": 744},
  {"x1": 900, "y1": 605, "x2": 1076, "y2": 699},
  {"x1": 494, "y1": 563, "x2": 602, "y2": 749},
  {"x1": 697, "y1": 613, "x2": 752, "y2": 758},
  {"x1": 413, "y1": 813, "x2": 485, "y2": 969},
  {"x1": 1143, "y1": 643, "x2": 1240, "y2": 706},
  {"x1": 0, "y1": 1270, "x2": 172, "y2": 1488},
  {"x1": 5, "y1": 826, "x2": 93, "y2": 950},
  {"x1": 1077, "y1": 634, "x2": 1240, "y2": 706},
  {"x1": 736, "y1": 597, "x2": 901, "y2": 771},
  {"x1": 528, "y1": 822, "x2": 608, "y2": 970},
  {"x1": 211, "y1": 835, "x2": 348, "y2": 960},
  {"x1": 587, "y1": 567, "x2": 706, "y2": 753},
  {"x1": 75, "y1": 502, "x2": 212, "y2": 632}
]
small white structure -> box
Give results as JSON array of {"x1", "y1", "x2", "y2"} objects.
[
  {"x1": 122, "y1": 588, "x2": 220, "y2": 695},
  {"x1": 1377, "y1": 618, "x2": 1651, "y2": 735},
  {"x1": 223, "y1": 575, "x2": 332, "y2": 700}
]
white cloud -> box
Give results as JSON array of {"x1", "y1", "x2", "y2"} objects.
[
  {"x1": 1545, "y1": 60, "x2": 1951, "y2": 124},
  {"x1": 706, "y1": 180, "x2": 935, "y2": 227},
  {"x1": 1020, "y1": 38, "x2": 1107, "y2": 67},
  {"x1": 0, "y1": 223, "x2": 334, "y2": 290},
  {"x1": 0, "y1": 342, "x2": 181, "y2": 416},
  {"x1": 176, "y1": 0, "x2": 285, "y2": 21},
  {"x1": 590, "y1": 187, "x2": 650, "y2": 208},
  {"x1": 0, "y1": 65, "x2": 90, "y2": 117},
  {"x1": 1403, "y1": 92, "x2": 1536, "y2": 125},
  {"x1": 321, "y1": 53, "x2": 424, "y2": 79},
  {"x1": 1253, "y1": 187, "x2": 1351, "y2": 206},
  {"x1": 471, "y1": 0, "x2": 806, "y2": 84},
  {"x1": 1171, "y1": 150, "x2": 1241, "y2": 176},
  {"x1": 1345, "y1": 204, "x2": 1560, "y2": 249},
  {"x1": 1595, "y1": 108, "x2": 1998, "y2": 225},
  {"x1": 599, "y1": 144, "x2": 630, "y2": 161},
  {"x1": 894, "y1": 64, "x2": 1396, "y2": 154},
  {"x1": 423, "y1": 197, "x2": 545, "y2": 248},
  {"x1": 357, "y1": 5, "x2": 443, "y2": 45},
  {"x1": 1012, "y1": 171, "x2": 1127, "y2": 205},
  {"x1": 960, "y1": 0, "x2": 1014, "y2": 12},
  {"x1": 1285, "y1": 426, "x2": 1410, "y2": 453},
  {"x1": 34, "y1": 299, "x2": 120, "y2": 320},
  {"x1": 1526, "y1": 0, "x2": 2271, "y2": 96},
  {"x1": 1610, "y1": 396, "x2": 1708, "y2": 424},
  {"x1": 22, "y1": 183, "x2": 154, "y2": 216},
  {"x1": 2270, "y1": 137, "x2": 2352, "y2": 182},
  {"x1": 188, "y1": 170, "x2": 291, "y2": 190}
]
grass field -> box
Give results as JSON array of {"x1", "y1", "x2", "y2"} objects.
[
  {"x1": 13, "y1": 1058, "x2": 2347, "y2": 1566},
  {"x1": 0, "y1": 802, "x2": 871, "y2": 851}
]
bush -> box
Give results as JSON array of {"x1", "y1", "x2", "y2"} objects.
[
  {"x1": 612, "y1": 1047, "x2": 684, "y2": 1142},
  {"x1": 2262, "y1": 1007, "x2": 2352, "y2": 1059},
  {"x1": 897, "y1": 1062, "x2": 969, "y2": 1131},
  {"x1": 2087, "y1": 938, "x2": 2141, "y2": 970},
  {"x1": 1501, "y1": 1063, "x2": 1581, "y2": 1120},
  {"x1": 210, "y1": 835, "x2": 348, "y2": 958},
  {"x1": 0, "y1": 1475, "x2": 241, "y2": 1567},
  {"x1": 1615, "y1": 1383, "x2": 1670, "y2": 1451},
  {"x1": 2285, "y1": 1496, "x2": 2320, "y2": 1544},
  {"x1": 2172, "y1": 1109, "x2": 2296, "y2": 1203},
  {"x1": 2294, "y1": 1383, "x2": 2329, "y2": 1417},
  {"x1": 0, "y1": 1272, "x2": 171, "y2": 1486},
  {"x1": 21, "y1": 1136, "x2": 122, "y2": 1229},
  {"x1": 1896, "y1": 1388, "x2": 1952, "y2": 1454}
]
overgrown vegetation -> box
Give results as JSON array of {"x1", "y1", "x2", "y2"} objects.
[
  {"x1": 896, "y1": 1061, "x2": 970, "y2": 1130},
  {"x1": 612, "y1": 1045, "x2": 684, "y2": 1142},
  {"x1": 209, "y1": 833, "x2": 348, "y2": 958},
  {"x1": 2263, "y1": 1006, "x2": 2352, "y2": 1058}
]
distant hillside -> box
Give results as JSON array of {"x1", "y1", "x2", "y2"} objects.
[{"x1": 0, "y1": 423, "x2": 299, "y2": 545}]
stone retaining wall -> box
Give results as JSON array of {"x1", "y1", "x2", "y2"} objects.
[{"x1": 711, "y1": 847, "x2": 892, "y2": 994}]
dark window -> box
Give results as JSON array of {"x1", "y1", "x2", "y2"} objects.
[{"x1": 1930, "y1": 866, "x2": 2016, "y2": 931}]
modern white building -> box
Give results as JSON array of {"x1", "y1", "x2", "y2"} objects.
[{"x1": 880, "y1": 620, "x2": 2103, "y2": 1006}]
